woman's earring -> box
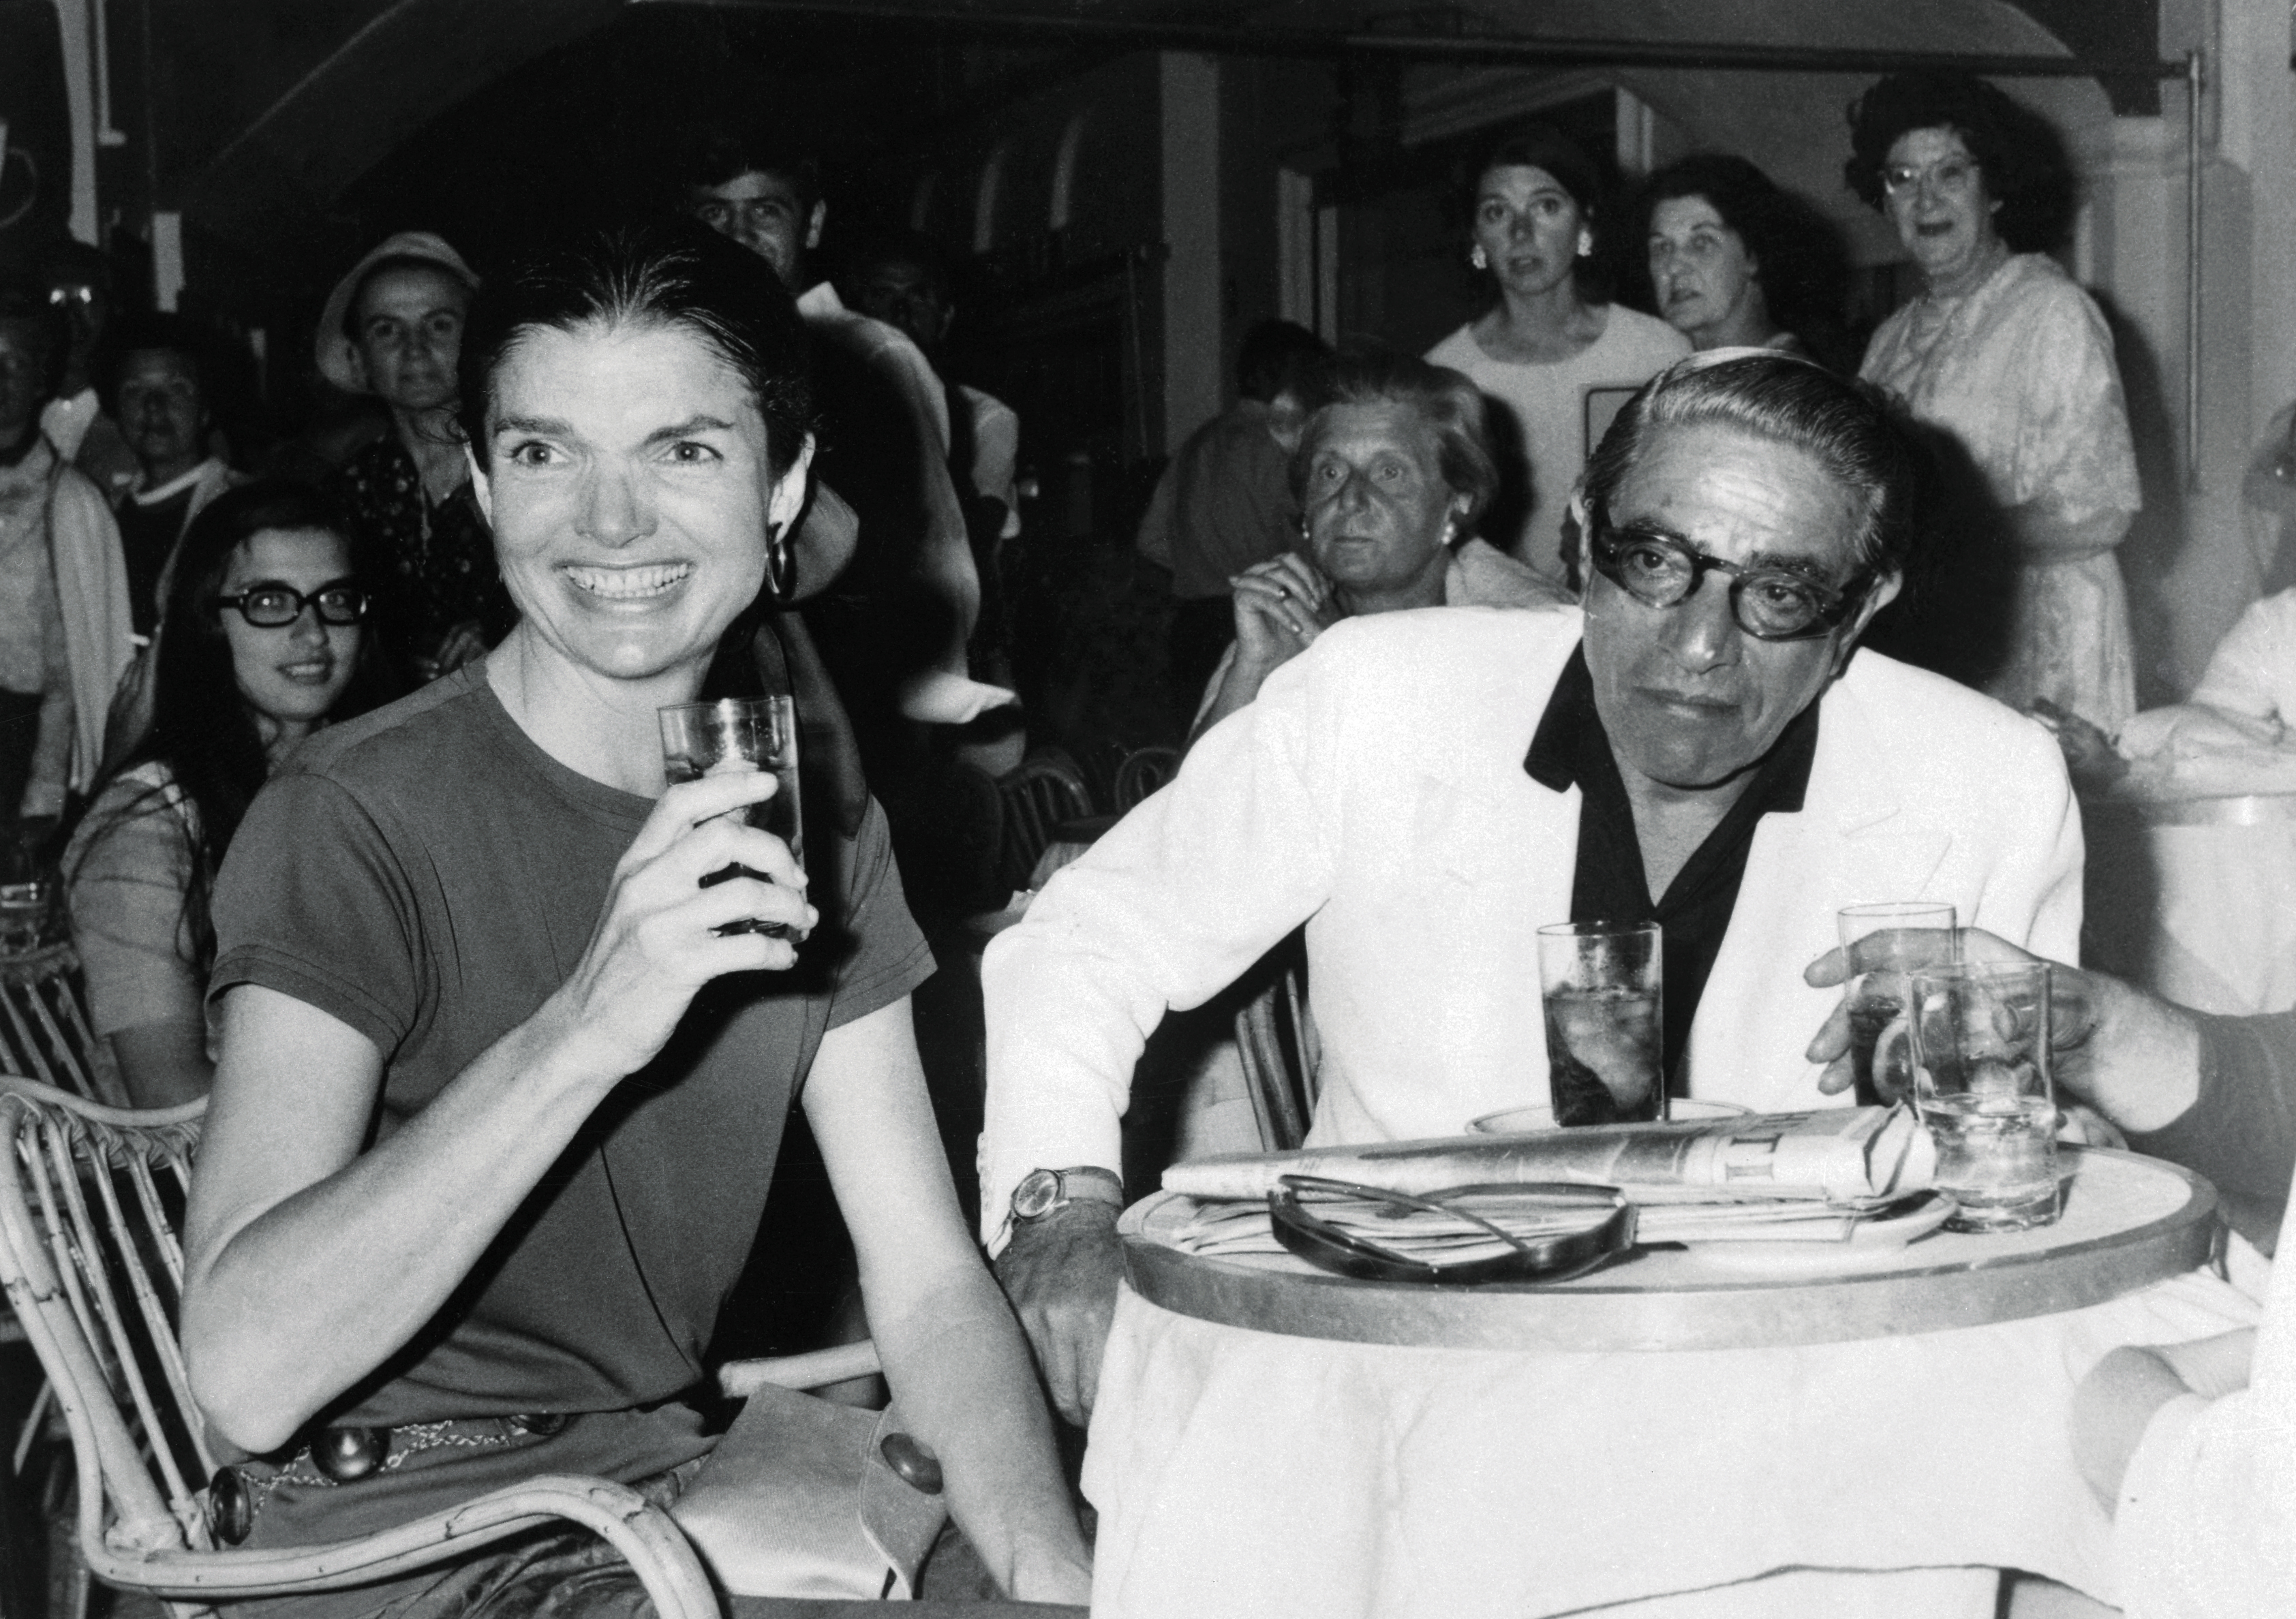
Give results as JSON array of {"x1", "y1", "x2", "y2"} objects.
[
  {"x1": 763, "y1": 520, "x2": 795, "y2": 603},
  {"x1": 1576, "y1": 229, "x2": 1594, "y2": 259},
  {"x1": 1470, "y1": 244, "x2": 1488, "y2": 271}
]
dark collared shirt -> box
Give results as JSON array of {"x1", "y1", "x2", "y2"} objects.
[{"x1": 1524, "y1": 645, "x2": 1820, "y2": 1086}]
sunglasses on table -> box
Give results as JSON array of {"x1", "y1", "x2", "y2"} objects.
[
  {"x1": 214, "y1": 579, "x2": 371, "y2": 628},
  {"x1": 1268, "y1": 1175, "x2": 1636, "y2": 1285},
  {"x1": 1588, "y1": 521, "x2": 1874, "y2": 642}
]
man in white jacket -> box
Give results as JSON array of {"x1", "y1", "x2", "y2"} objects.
[{"x1": 982, "y1": 353, "x2": 2083, "y2": 1431}]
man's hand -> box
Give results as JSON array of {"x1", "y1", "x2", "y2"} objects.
[
  {"x1": 1804, "y1": 927, "x2": 2203, "y2": 1135},
  {"x1": 431, "y1": 620, "x2": 491, "y2": 677},
  {"x1": 991, "y1": 1201, "x2": 1124, "y2": 1427},
  {"x1": 2073, "y1": 1329, "x2": 2256, "y2": 1512}
]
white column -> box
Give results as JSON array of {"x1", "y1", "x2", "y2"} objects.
[
  {"x1": 47, "y1": 0, "x2": 99, "y2": 243},
  {"x1": 1161, "y1": 50, "x2": 1223, "y2": 454}
]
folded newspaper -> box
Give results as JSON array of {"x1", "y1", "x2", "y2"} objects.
[
  {"x1": 1154, "y1": 1106, "x2": 1942, "y2": 1254},
  {"x1": 1161, "y1": 1104, "x2": 1937, "y2": 1205}
]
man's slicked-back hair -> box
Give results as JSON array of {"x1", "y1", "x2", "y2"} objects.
[
  {"x1": 1580, "y1": 351, "x2": 1925, "y2": 579},
  {"x1": 675, "y1": 124, "x2": 823, "y2": 216},
  {"x1": 457, "y1": 218, "x2": 816, "y2": 478},
  {"x1": 1290, "y1": 348, "x2": 1500, "y2": 534},
  {"x1": 1235, "y1": 318, "x2": 1328, "y2": 404}
]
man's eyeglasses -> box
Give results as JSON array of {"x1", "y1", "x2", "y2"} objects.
[
  {"x1": 215, "y1": 579, "x2": 371, "y2": 628},
  {"x1": 1589, "y1": 522, "x2": 1872, "y2": 643},
  {"x1": 1880, "y1": 157, "x2": 1979, "y2": 198},
  {"x1": 1268, "y1": 1175, "x2": 1635, "y2": 1286}
]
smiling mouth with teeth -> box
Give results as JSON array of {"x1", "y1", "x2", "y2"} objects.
[{"x1": 562, "y1": 563, "x2": 692, "y2": 600}]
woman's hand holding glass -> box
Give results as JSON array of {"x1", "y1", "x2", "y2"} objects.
[
  {"x1": 552, "y1": 769, "x2": 814, "y2": 1082},
  {"x1": 1229, "y1": 552, "x2": 1341, "y2": 672}
]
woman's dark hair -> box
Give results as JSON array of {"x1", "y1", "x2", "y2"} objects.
[
  {"x1": 1843, "y1": 72, "x2": 2076, "y2": 252},
  {"x1": 1457, "y1": 121, "x2": 1611, "y2": 302},
  {"x1": 457, "y1": 219, "x2": 817, "y2": 478},
  {"x1": 71, "y1": 480, "x2": 398, "y2": 975},
  {"x1": 1625, "y1": 154, "x2": 1852, "y2": 356},
  {"x1": 1290, "y1": 350, "x2": 1500, "y2": 534}
]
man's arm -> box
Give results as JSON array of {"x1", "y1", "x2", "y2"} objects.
[
  {"x1": 980, "y1": 631, "x2": 1356, "y2": 1417},
  {"x1": 182, "y1": 772, "x2": 809, "y2": 1453},
  {"x1": 808, "y1": 998, "x2": 1091, "y2": 1605}
]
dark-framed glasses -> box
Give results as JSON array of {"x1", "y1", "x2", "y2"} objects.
[
  {"x1": 1589, "y1": 522, "x2": 1871, "y2": 643},
  {"x1": 215, "y1": 579, "x2": 371, "y2": 628},
  {"x1": 1268, "y1": 1175, "x2": 1635, "y2": 1286},
  {"x1": 1880, "y1": 157, "x2": 1978, "y2": 197}
]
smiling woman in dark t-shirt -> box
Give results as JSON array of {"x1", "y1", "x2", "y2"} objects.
[{"x1": 181, "y1": 221, "x2": 1090, "y2": 1616}]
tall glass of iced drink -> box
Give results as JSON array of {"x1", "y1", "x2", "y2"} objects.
[
  {"x1": 1836, "y1": 902, "x2": 1958, "y2": 1105},
  {"x1": 1535, "y1": 921, "x2": 1664, "y2": 1126}
]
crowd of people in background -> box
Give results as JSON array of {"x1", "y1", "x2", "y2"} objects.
[{"x1": 0, "y1": 60, "x2": 2288, "y2": 1616}]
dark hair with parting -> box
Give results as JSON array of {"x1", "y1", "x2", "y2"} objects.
[
  {"x1": 100, "y1": 310, "x2": 204, "y2": 414},
  {"x1": 456, "y1": 217, "x2": 817, "y2": 479},
  {"x1": 72, "y1": 480, "x2": 399, "y2": 976},
  {"x1": 1580, "y1": 350, "x2": 1926, "y2": 580},
  {"x1": 1843, "y1": 71, "x2": 2077, "y2": 253},
  {"x1": 1628, "y1": 154, "x2": 1847, "y2": 341},
  {"x1": 1291, "y1": 349, "x2": 1501, "y2": 534},
  {"x1": 1458, "y1": 121, "x2": 1611, "y2": 301},
  {"x1": 675, "y1": 123, "x2": 823, "y2": 217}
]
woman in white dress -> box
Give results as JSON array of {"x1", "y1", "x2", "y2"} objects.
[
  {"x1": 1424, "y1": 122, "x2": 1688, "y2": 591},
  {"x1": 1849, "y1": 71, "x2": 2141, "y2": 728}
]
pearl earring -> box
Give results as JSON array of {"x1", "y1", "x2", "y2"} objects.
[
  {"x1": 1470, "y1": 244, "x2": 1488, "y2": 271},
  {"x1": 1576, "y1": 230, "x2": 1593, "y2": 258}
]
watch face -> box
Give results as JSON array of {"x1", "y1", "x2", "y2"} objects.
[{"x1": 1013, "y1": 1169, "x2": 1062, "y2": 1220}]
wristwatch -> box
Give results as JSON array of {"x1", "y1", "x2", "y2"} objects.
[{"x1": 1010, "y1": 1166, "x2": 1125, "y2": 1223}]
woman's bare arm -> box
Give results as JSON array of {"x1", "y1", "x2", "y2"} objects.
[
  {"x1": 808, "y1": 999, "x2": 1092, "y2": 1605},
  {"x1": 182, "y1": 771, "x2": 809, "y2": 1454}
]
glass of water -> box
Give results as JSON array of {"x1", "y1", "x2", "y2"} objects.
[
  {"x1": 1837, "y1": 902, "x2": 1958, "y2": 1105},
  {"x1": 1907, "y1": 960, "x2": 2059, "y2": 1232},
  {"x1": 658, "y1": 696, "x2": 806, "y2": 941},
  {"x1": 1536, "y1": 921, "x2": 1664, "y2": 1126}
]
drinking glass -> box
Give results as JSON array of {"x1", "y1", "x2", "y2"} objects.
[
  {"x1": 1837, "y1": 902, "x2": 1959, "y2": 1105},
  {"x1": 1907, "y1": 961, "x2": 2060, "y2": 1232},
  {"x1": 1535, "y1": 921, "x2": 1664, "y2": 1126},
  {"x1": 658, "y1": 696, "x2": 806, "y2": 940}
]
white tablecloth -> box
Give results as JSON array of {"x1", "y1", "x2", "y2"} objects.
[{"x1": 1082, "y1": 1267, "x2": 2258, "y2": 1619}]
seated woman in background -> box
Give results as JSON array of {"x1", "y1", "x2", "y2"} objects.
[
  {"x1": 1193, "y1": 351, "x2": 1565, "y2": 741},
  {"x1": 65, "y1": 480, "x2": 394, "y2": 1107},
  {"x1": 1634, "y1": 153, "x2": 1844, "y2": 363}
]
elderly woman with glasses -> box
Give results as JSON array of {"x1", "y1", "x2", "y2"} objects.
[
  {"x1": 1848, "y1": 70, "x2": 2141, "y2": 728},
  {"x1": 1193, "y1": 350, "x2": 1565, "y2": 739},
  {"x1": 64, "y1": 480, "x2": 398, "y2": 1106}
]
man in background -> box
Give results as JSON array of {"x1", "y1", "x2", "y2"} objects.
[
  {"x1": 35, "y1": 238, "x2": 138, "y2": 499},
  {"x1": 104, "y1": 312, "x2": 242, "y2": 635},
  {"x1": 1135, "y1": 318, "x2": 1328, "y2": 726}
]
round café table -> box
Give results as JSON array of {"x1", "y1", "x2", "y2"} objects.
[
  {"x1": 1081, "y1": 1149, "x2": 2257, "y2": 1619},
  {"x1": 2081, "y1": 787, "x2": 2296, "y2": 1015}
]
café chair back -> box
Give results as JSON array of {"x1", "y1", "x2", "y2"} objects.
[
  {"x1": 996, "y1": 750, "x2": 1095, "y2": 894},
  {"x1": 1112, "y1": 746, "x2": 1180, "y2": 810},
  {"x1": 1, "y1": 943, "x2": 129, "y2": 1108},
  {"x1": 1235, "y1": 963, "x2": 1320, "y2": 1153},
  {"x1": 0, "y1": 1080, "x2": 720, "y2": 1619}
]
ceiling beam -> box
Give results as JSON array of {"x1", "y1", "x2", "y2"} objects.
[{"x1": 645, "y1": 0, "x2": 2182, "y2": 85}]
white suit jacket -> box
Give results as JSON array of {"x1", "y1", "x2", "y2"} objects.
[{"x1": 981, "y1": 606, "x2": 2083, "y2": 1244}]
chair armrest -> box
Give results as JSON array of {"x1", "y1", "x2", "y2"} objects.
[
  {"x1": 88, "y1": 1474, "x2": 718, "y2": 1619},
  {"x1": 717, "y1": 1340, "x2": 883, "y2": 1400}
]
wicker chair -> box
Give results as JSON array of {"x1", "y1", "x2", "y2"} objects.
[
  {"x1": 1112, "y1": 745, "x2": 1180, "y2": 811},
  {"x1": 1233, "y1": 960, "x2": 1320, "y2": 1154},
  {"x1": 0, "y1": 944, "x2": 128, "y2": 1108},
  {"x1": 994, "y1": 751, "x2": 1095, "y2": 895},
  {"x1": 0, "y1": 1080, "x2": 731, "y2": 1619}
]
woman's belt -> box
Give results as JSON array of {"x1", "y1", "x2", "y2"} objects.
[{"x1": 206, "y1": 1413, "x2": 570, "y2": 1545}]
